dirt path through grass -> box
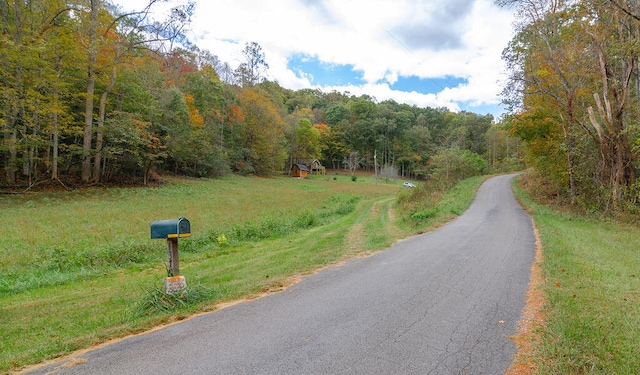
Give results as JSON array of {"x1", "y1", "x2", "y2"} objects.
[{"x1": 344, "y1": 197, "x2": 402, "y2": 257}]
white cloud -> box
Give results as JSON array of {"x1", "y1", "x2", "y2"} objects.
[{"x1": 114, "y1": 0, "x2": 516, "y2": 117}]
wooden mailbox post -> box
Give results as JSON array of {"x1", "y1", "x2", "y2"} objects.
[{"x1": 150, "y1": 218, "x2": 190, "y2": 293}]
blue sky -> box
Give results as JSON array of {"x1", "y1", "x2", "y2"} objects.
[
  {"x1": 116, "y1": 0, "x2": 516, "y2": 119},
  {"x1": 288, "y1": 54, "x2": 470, "y2": 95},
  {"x1": 287, "y1": 55, "x2": 367, "y2": 87},
  {"x1": 389, "y1": 76, "x2": 469, "y2": 95}
]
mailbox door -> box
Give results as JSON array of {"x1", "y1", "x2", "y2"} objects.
[{"x1": 175, "y1": 218, "x2": 190, "y2": 238}]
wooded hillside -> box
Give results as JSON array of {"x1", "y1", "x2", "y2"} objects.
[
  {"x1": 500, "y1": 0, "x2": 640, "y2": 213},
  {"x1": 0, "y1": 0, "x2": 519, "y2": 189}
]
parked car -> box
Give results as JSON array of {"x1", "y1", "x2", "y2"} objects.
[{"x1": 403, "y1": 182, "x2": 416, "y2": 188}]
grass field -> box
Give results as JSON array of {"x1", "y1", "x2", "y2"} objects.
[
  {"x1": 0, "y1": 174, "x2": 392, "y2": 295},
  {"x1": 8, "y1": 173, "x2": 637, "y2": 374},
  {"x1": 0, "y1": 173, "x2": 486, "y2": 373},
  {"x1": 512, "y1": 177, "x2": 640, "y2": 374}
]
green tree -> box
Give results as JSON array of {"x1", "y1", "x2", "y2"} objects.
[
  {"x1": 294, "y1": 119, "x2": 321, "y2": 162},
  {"x1": 318, "y1": 123, "x2": 348, "y2": 169},
  {"x1": 428, "y1": 147, "x2": 487, "y2": 188},
  {"x1": 484, "y1": 123, "x2": 521, "y2": 173},
  {"x1": 443, "y1": 111, "x2": 492, "y2": 155},
  {"x1": 399, "y1": 125, "x2": 433, "y2": 178},
  {"x1": 324, "y1": 103, "x2": 349, "y2": 127}
]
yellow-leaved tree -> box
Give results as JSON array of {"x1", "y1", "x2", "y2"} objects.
[{"x1": 237, "y1": 88, "x2": 287, "y2": 175}]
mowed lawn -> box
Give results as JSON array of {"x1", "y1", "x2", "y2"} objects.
[{"x1": 0, "y1": 173, "x2": 411, "y2": 373}]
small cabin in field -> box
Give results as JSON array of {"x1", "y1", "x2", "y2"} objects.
[
  {"x1": 310, "y1": 159, "x2": 326, "y2": 175},
  {"x1": 291, "y1": 163, "x2": 309, "y2": 178}
]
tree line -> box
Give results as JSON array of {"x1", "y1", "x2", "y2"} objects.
[
  {"x1": 1, "y1": 0, "x2": 519, "y2": 189},
  {"x1": 499, "y1": 0, "x2": 640, "y2": 213}
]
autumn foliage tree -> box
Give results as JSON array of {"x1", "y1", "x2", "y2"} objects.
[
  {"x1": 236, "y1": 88, "x2": 286, "y2": 175},
  {"x1": 500, "y1": 0, "x2": 640, "y2": 212}
]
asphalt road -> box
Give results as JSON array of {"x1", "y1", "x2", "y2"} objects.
[{"x1": 27, "y1": 174, "x2": 536, "y2": 375}]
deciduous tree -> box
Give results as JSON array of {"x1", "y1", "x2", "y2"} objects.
[
  {"x1": 236, "y1": 41, "x2": 268, "y2": 87},
  {"x1": 236, "y1": 88, "x2": 286, "y2": 175},
  {"x1": 500, "y1": 0, "x2": 640, "y2": 211}
]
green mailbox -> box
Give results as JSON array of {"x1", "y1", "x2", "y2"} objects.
[
  {"x1": 151, "y1": 217, "x2": 191, "y2": 281},
  {"x1": 150, "y1": 218, "x2": 191, "y2": 239}
]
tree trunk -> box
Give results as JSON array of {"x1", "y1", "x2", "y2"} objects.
[
  {"x1": 566, "y1": 133, "x2": 577, "y2": 204},
  {"x1": 93, "y1": 49, "x2": 119, "y2": 182},
  {"x1": 6, "y1": 129, "x2": 17, "y2": 184},
  {"x1": 586, "y1": 17, "x2": 636, "y2": 211},
  {"x1": 607, "y1": 124, "x2": 633, "y2": 211},
  {"x1": 52, "y1": 109, "x2": 59, "y2": 179},
  {"x1": 561, "y1": 120, "x2": 577, "y2": 204},
  {"x1": 5, "y1": 1, "x2": 23, "y2": 185},
  {"x1": 81, "y1": 0, "x2": 98, "y2": 183},
  {"x1": 24, "y1": 116, "x2": 38, "y2": 179},
  {"x1": 51, "y1": 80, "x2": 60, "y2": 180}
]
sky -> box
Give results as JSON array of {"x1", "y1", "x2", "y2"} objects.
[{"x1": 114, "y1": 0, "x2": 517, "y2": 119}]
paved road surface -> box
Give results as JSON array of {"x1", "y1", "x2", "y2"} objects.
[{"x1": 27, "y1": 174, "x2": 535, "y2": 375}]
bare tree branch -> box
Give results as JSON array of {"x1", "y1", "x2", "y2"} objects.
[{"x1": 608, "y1": 0, "x2": 640, "y2": 21}]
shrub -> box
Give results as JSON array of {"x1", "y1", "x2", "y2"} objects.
[
  {"x1": 428, "y1": 147, "x2": 487, "y2": 189},
  {"x1": 411, "y1": 207, "x2": 439, "y2": 221}
]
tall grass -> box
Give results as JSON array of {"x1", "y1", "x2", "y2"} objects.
[
  {"x1": 396, "y1": 175, "x2": 486, "y2": 226},
  {"x1": 181, "y1": 194, "x2": 359, "y2": 251},
  {"x1": 134, "y1": 282, "x2": 222, "y2": 316},
  {"x1": 512, "y1": 177, "x2": 640, "y2": 374}
]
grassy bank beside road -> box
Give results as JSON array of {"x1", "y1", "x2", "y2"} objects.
[
  {"x1": 512, "y1": 178, "x2": 640, "y2": 374},
  {"x1": 1, "y1": 174, "x2": 485, "y2": 373}
]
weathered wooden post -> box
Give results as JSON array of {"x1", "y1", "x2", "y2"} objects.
[
  {"x1": 150, "y1": 218, "x2": 190, "y2": 293},
  {"x1": 167, "y1": 237, "x2": 180, "y2": 276}
]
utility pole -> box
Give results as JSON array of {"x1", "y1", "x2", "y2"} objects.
[{"x1": 374, "y1": 150, "x2": 378, "y2": 185}]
